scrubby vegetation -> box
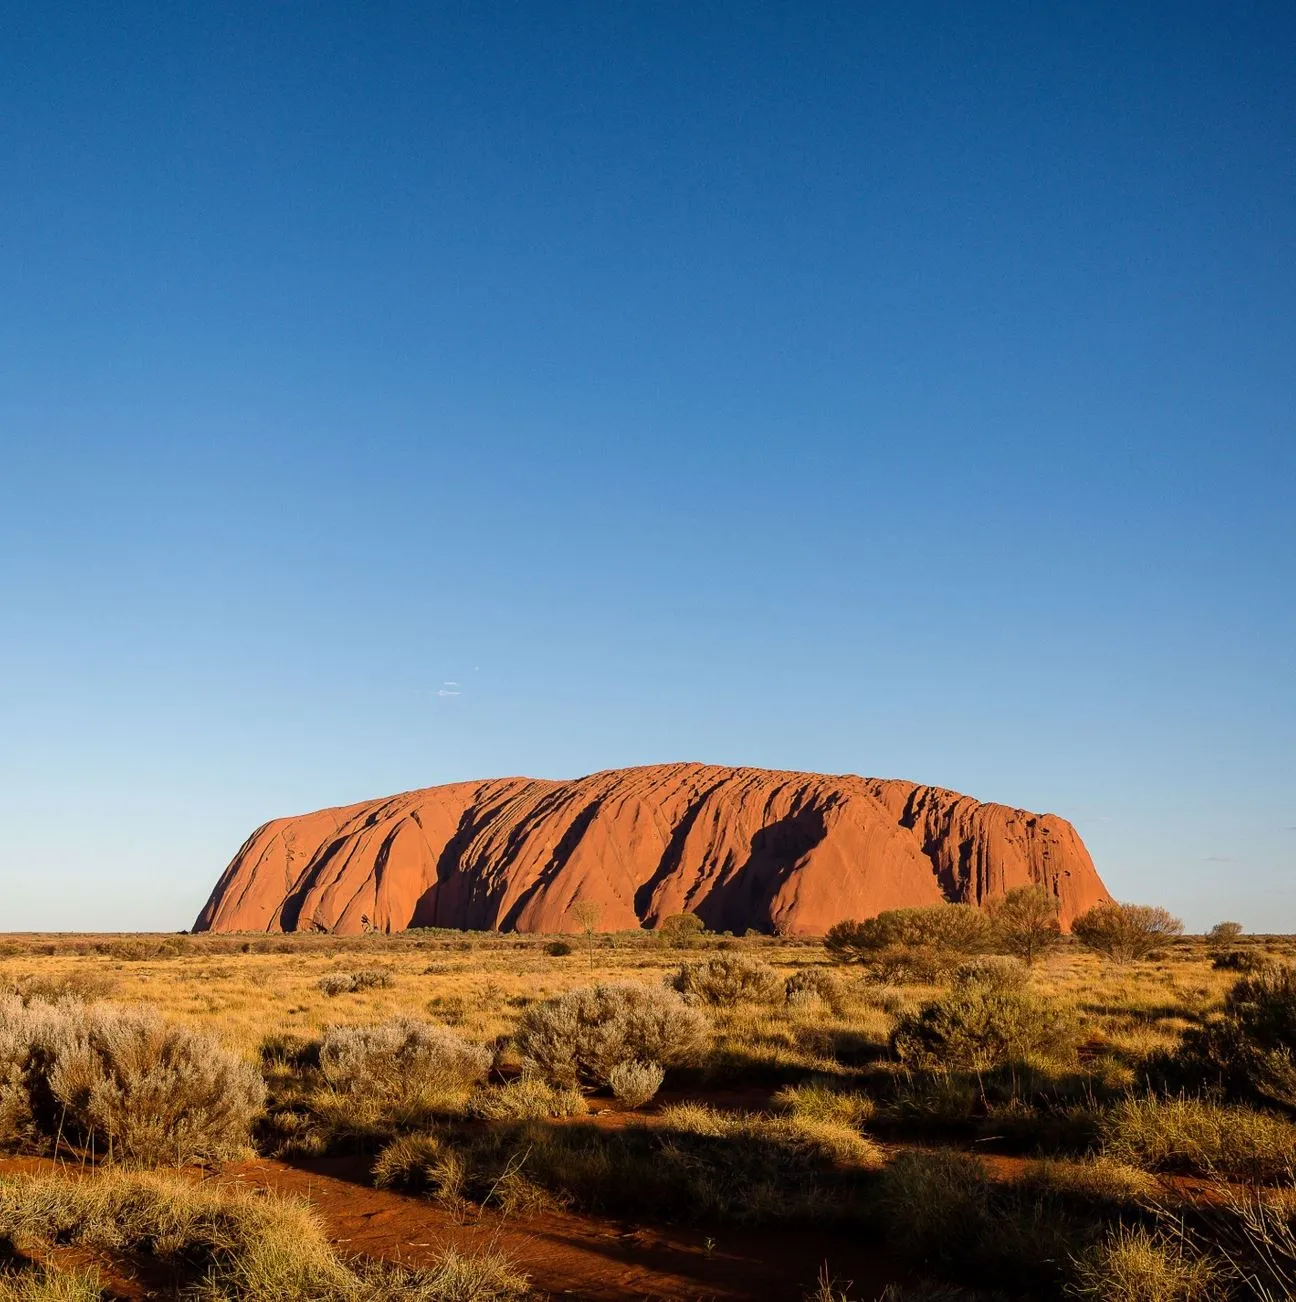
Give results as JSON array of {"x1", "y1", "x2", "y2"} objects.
[
  {"x1": 1071, "y1": 902, "x2": 1185, "y2": 964},
  {"x1": 1, "y1": 921, "x2": 1294, "y2": 1298},
  {"x1": 512, "y1": 982, "x2": 708, "y2": 1088},
  {"x1": 0, "y1": 1168, "x2": 528, "y2": 1299},
  {"x1": 668, "y1": 953, "x2": 784, "y2": 1005},
  {"x1": 0, "y1": 997, "x2": 263, "y2": 1164}
]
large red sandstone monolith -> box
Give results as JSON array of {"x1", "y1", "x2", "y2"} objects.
[{"x1": 193, "y1": 763, "x2": 1109, "y2": 936}]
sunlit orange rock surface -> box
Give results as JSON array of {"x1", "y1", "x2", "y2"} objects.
[{"x1": 193, "y1": 763, "x2": 1109, "y2": 936}]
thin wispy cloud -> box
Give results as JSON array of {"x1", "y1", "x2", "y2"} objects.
[{"x1": 1204, "y1": 855, "x2": 1233, "y2": 863}]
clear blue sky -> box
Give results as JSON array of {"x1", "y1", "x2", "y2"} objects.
[{"x1": 2, "y1": 2, "x2": 1292, "y2": 932}]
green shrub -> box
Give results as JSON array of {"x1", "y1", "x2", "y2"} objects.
[
  {"x1": 1071, "y1": 903, "x2": 1183, "y2": 964},
  {"x1": 377, "y1": 1106, "x2": 875, "y2": 1224},
  {"x1": 891, "y1": 987, "x2": 1081, "y2": 1071},
  {"x1": 668, "y1": 955, "x2": 783, "y2": 1006},
  {"x1": 544, "y1": 940, "x2": 573, "y2": 957},
  {"x1": 513, "y1": 983, "x2": 708, "y2": 1088},
  {"x1": 1211, "y1": 949, "x2": 1267, "y2": 972},
  {"x1": 953, "y1": 955, "x2": 1029, "y2": 994},
  {"x1": 657, "y1": 913, "x2": 706, "y2": 948},
  {"x1": 826, "y1": 906, "x2": 991, "y2": 967},
  {"x1": 875, "y1": 1149, "x2": 1086, "y2": 1290},
  {"x1": 1099, "y1": 1094, "x2": 1296, "y2": 1181},
  {"x1": 0, "y1": 1167, "x2": 529, "y2": 1299},
  {"x1": 773, "y1": 1080, "x2": 876, "y2": 1129},
  {"x1": 1177, "y1": 965, "x2": 1296, "y2": 1109}
]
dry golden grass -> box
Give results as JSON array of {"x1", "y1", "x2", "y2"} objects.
[{"x1": 0, "y1": 932, "x2": 1276, "y2": 1079}]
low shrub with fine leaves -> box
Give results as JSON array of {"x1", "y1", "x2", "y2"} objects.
[
  {"x1": 513, "y1": 983, "x2": 708, "y2": 1088},
  {"x1": 608, "y1": 1060, "x2": 664, "y2": 1107},
  {"x1": 317, "y1": 969, "x2": 394, "y2": 997},
  {"x1": 668, "y1": 955, "x2": 783, "y2": 1006},
  {"x1": 0, "y1": 997, "x2": 263, "y2": 1165},
  {"x1": 784, "y1": 969, "x2": 847, "y2": 1014},
  {"x1": 890, "y1": 985, "x2": 1081, "y2": 1071},
  {"x1": 318, "y1": 1018, "x2": 491, "y2": 1119}
]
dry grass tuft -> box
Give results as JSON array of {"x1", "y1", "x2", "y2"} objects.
[
  {"x1": 1068, "y1": 1225, "x2": 1215, "y2": 1301},
  {"x1": 0, "y1": 1168, "x2": 528, "y2": 1299},
  {"x1": 1099, "y1": 1094, "x2": 1296, "y2": 1182}
]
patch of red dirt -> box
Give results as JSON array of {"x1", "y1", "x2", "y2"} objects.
[{"x1": 221, "y1": 1155, "x2": 911, "y2": 1300}]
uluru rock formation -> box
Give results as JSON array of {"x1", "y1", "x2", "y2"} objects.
[{"x1": 194, "y1": 764, "x2": 1109, "y2": 936}]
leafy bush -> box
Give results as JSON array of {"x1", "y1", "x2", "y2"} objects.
[
  {"x1": 875, "y1": 1150, "x2": 1086, "y2": 1291},
  {"x1": 1177, "y1": 965, "x2": 1296, "y2": 1109},
  {"x1": 987, "y1": 886, "x2": 1061, "y2": 965},
  {"x1": 544, "y1": 940, "x2": 573, "y2": 957},
  {"x1": 318, "y1": 1018, "x2": 490, "y2": 1119},
  {"x1": 608, "y1": 1060, "x2": 664, "y2": 1107},
  {"x1": 1071, "y1": 903, "x2": 1183, "y2": 964},
  {"x1": 890, "y1": 986, "x2": 1081, "y2": 1071},
  {"x1": 513, "y1": 983, "x2": 708, "y2": 1088},
  {"x1": 657, "y1": 913, "x2": 706, "y2": 948},
  {"x1": 826, "y1": 906, "x2": 991, "y2": 980},
  {"x1": 1100, "y1": 1094, "x2": 1296, "y2": 1181},
  {"x1": 1212, "y1": 949, "x2": 1267, "y2": 973},
  {"x1": 668, "y1": 955, "x2": 782, "y2": 1006},
  {"x1": 953, "y1": 955, "x2": 1029, "y2": 994},
  {"x1": 376, "y1": 1105, "x2": 876, "y2": 1224},
  {"x1": 0, "y1": 998, "x2": 263, "y2": 1165}
]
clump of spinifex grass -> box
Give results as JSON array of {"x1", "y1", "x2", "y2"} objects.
[
  {"x1": 374, "y1": 1104, "x2": 882, "y2": 1226},
  {"x1": 1099, "y1": 1094, "x2": 1296, "y2": 1182},
  {"x1": 0, "y1": 1168, "x2": 530, "y2": 1299}
]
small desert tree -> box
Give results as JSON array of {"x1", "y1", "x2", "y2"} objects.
[
  {"x1": 1208, "y1": 921, "x2": 1245, "y2": 949},
  {"x1": 657, "y1": 913, "x2": 706, "y2": 949},
  {"x1": 569, "y1": 900, "x2": 602, "y2": 973},
  {"x1": 1071, "y1": 902, "x2": 1183, "y2": 964},
  {"x1": 989, "y1": 885, "x2": 1061, "y2": 966}
]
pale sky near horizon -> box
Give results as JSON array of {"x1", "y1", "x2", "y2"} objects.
[{"x1": 2, "y1": 2, "x2": 1293, "y2": 932}]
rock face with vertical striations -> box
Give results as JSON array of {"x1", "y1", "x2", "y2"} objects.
[{"x1": 193, "y1": 763, "x2": 1109, "y2": 936}]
